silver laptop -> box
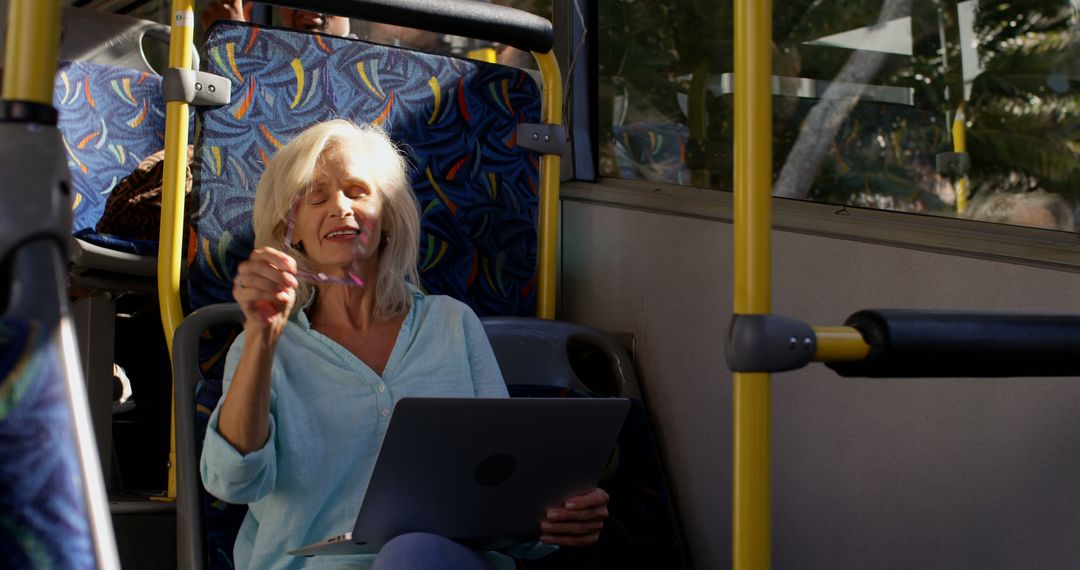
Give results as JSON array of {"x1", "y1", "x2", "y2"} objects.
[{"x1": 289, "y1": 396, "x2": 630, "y2": 556}]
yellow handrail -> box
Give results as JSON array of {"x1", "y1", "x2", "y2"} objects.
[
  {"x1": 813, "y1": 326, "x2": 871, "y2": 362},
  {"x1": 732, "y1": 0, "x2": 773, "y2": 568},
  {"x1": 532, "y1": 50, "x2": 563, "y2": 320},
  {"x1": 2, "y1": 0, "x2": 60, "y2": 103},
  {"x1": 158, "y1": 0, "x2": 197, "y2": 500}
]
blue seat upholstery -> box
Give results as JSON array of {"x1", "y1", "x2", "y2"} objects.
[
  {"x1": 55, "y1": 61, "x2": 169, "y2": 255},
  {"x1": 613, "y1": 122, "x2": 691, "y2": 185},
  {"x1": 188, "y1": 21, "x2": 542, "y2": 317},
  {"x1": 0, "y1": 319, "x2": 95, "y2": 569}
]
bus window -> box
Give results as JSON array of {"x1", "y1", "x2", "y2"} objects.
[{"x1": 597, "y1": 0, "x2": 1079, "y2": 233}]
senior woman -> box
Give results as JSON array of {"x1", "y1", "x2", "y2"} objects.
[{"x1": 200, "y1": 119, "x2": 608, "y2": 569}]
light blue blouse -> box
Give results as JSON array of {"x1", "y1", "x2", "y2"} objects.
[{"x1": 200, "y1": 288, "x2": 525, "y2": 569}]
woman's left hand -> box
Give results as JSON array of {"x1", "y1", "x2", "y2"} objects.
[{"x1": 539, "y1": 487, "x2": 609, "y2": 547}]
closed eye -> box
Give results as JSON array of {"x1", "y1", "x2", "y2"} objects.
[
  {"x1": 306, "y1": 189, "x2": 328, "y2": 205},
  {"x1": 345, "y1": 184, "x2": 370, "y2": 199}
]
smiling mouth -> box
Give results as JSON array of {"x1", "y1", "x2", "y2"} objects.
[{"x1": 324, "y1": 228, "x2": 360, "y2": 239}]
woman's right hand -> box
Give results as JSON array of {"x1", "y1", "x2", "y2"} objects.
[{"x1": 233, "y1": 247, "x2": 299, "y2": 339}]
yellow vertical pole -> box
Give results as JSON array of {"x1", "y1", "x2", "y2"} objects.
[
  {"x1": 733, "y1": 0, "x2": 773, "y2": 568},
  {"x1": 2, "y1": 0, "x2": 61, "y2": 103},
  {"x1": 532, "y1": 51, "x2": 563, "y2": 320},
  {"x1": 952, "y1": 104, "x2": 970, "y2": 214},
  {"x1": 158, "y1": 0, "x2": 196, "y2": 500}
]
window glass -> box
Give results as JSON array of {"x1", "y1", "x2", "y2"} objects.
[{"x1": 598, "y1": 0, "x2": 1080, "y2": 232}]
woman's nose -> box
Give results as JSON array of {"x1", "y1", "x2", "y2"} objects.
[{"x1": 330, "y1": 191, "x2": 353, "y2": 218}]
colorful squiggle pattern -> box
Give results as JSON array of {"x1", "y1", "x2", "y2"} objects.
[
  {"x1": 54, "y1": 62, "x2": 169, "y2": 247},
  {"x1": 0, "y1": 319, "x2": 95, "y2": 569},
  {"x1": 189, "y1": 23, "x2": 542, "y2": 318}
]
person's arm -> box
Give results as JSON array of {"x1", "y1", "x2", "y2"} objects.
[
  {"x1": 200, "y1": 335, "x2": 280, "y2": 503},
  {"x1": 462, "y1": 309, "x2": 509, "y2": 398},
  {"x1": 200, "y1": 0, "x2": 246, "y2": 29},
  {"x1": 200, "y1": 247, "x2": 298, "y2": 503},
  {"x1": 217, "y1": 247, "x2": 297, "y2": 453}
]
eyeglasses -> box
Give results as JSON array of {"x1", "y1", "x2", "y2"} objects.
[{"x1": 283, "y1": 193, "x2": 368, "y2": 287}]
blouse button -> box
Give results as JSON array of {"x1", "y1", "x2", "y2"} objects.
[
  {"x1": 378, "y1": 383, "x2": 386, "y2": 393},
  {"x1": 381, "y1": 407, "x2": 390, "y2": 417}
]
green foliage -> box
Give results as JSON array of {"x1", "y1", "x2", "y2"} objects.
[{"x1": 596, "y1": 0, "x2": 1079, "y2": 220}]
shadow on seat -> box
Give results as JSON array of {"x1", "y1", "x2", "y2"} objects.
[
  {"x1": 480, "y1": 317, "x2": 689, "y2": 569},
  {"x1": 481, "y1": 316, "x2": 640, "y2": 398}
]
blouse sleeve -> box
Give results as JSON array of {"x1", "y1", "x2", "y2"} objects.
[
  {"x1": 199, "y1": 333, "x2": 279, "y2": 504},
  {"x1": 462, "y1": 309, "x2": 509, "y2": 398}
]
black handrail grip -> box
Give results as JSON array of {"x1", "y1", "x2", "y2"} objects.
[
  {"x1": 826, "y1": 309, "x2": 1080, "y2": 378},
  {"x1": 262, "y1": 0, "x2": 554, "y2": 54}
]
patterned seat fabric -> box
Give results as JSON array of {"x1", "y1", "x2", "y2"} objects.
[
  {"x1": 55, "y1": 61, "x2": 169, "y2": 255},
  {"x1": 188, "y1": 22, "x2": 543, "y2": 569},
  {"x1": 0, "y1": 319, "x2": 96, "y2": 569},
  {"x1": 188, "y1": 21, "x2": 542, "y2": 316},
  {"x1": 613, "y1": 122, "x2": 691, "y2": 186}
]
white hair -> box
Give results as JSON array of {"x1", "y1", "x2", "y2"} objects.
[{"x1": 251, "y1": 119, "x2": 420, "y2": 318}]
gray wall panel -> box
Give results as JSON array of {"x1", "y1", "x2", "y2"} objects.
[{"x1": 561, "y1": 198, "x2": 1080, "y2": 570}]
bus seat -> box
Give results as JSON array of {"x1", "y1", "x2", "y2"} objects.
[
  {"x1": 481, "y1": 316, "x2": 641, "y2": 398},
  {"x1": 176, "y1": 315, "x2": 693, "y2": 570},
  {"x1": 0, "y1": 317, "x2": 98, "y2": 568},
  {"x1": 56, "y1": 59, "x2": 185, "y2": 490},
  {"x1": 179, "y1": 20, "x2": 545, "y2": 569},
  {"x1": 173, "y1": 303, "x2": 244, "y2": 570},
  {"x1": 481, "y1": 316, "x2": 690, "y2": 569},
  {"x1": 56, "y1": 60, "x2": 170, "y2": 276},
  {"x1": 187, "y1": 21, "x2": 542, "y2": 319}
]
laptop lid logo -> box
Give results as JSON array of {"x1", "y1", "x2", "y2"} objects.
[{"x1": 475, "y1": 453, "x2": 516, "y2": 487}]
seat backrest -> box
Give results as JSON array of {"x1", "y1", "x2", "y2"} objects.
[
  {"x1": 54, "y1": 61, "x2": 168, "y2": 240},
  {"x1": 188, "y1": 21, "x2": 543, "y2": 318},
  {"x1": 481, "y1": 316, "x2": 642, "y2": 398}
]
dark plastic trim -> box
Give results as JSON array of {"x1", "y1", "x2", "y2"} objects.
[
  {"x1": 727, "y1": 314, "x2": 816, "y2": 373},
  {"x1": 0, "y1": 100, "x2": 58, "y2": 125},
  {"x1": 173, "y1": 303, "x2": 245, "y2": 570}
]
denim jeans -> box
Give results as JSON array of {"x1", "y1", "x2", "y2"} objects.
[{"x1": 372, "y1": 533, "x2": 496, "y2": 570}]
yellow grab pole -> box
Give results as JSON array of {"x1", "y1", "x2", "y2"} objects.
[
  {"x1": 813, "y1": 326, "x2": 871, "y2": 362},
  {"x1": 733, "y1": 0, "x2": 772, "y2": 568},
  {"x1": 532, "y1": 50, "x2": 563, "y2": 320},
  {"x1": 2, "y1": 0, "x2": 61, "y2": 103},
  {"x1": 158, "y1": 0, "x2": 196, "y2": 500},
  {"x1": 952, "y1": 104, "x2": 970, "y2": 214}
]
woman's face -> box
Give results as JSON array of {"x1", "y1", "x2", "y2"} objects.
[{"x1": 293, "y1": 146, "x2": 385, "y2": 275}]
